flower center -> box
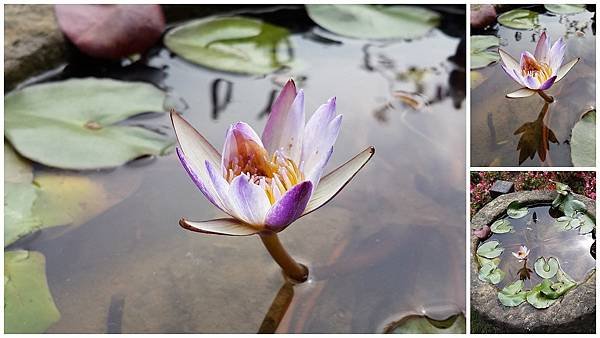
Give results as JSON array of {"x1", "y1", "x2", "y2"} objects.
[
  {"x1": 521, "y1": 60, "x2": 553, "y2": 85},
  {"x1": 224, "y1": 150, "x2": 304, "y2": 205}
]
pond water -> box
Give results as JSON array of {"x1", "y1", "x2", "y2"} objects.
[
  {"x1": 6, "y1": 6, "x2": 466, "y2": 333},
  {"x1": 479, "y1": 204, "x2": 595, "y2": 290},
  {"x1": 471, "y1": 8, "x2": 596, "y2": 167}
]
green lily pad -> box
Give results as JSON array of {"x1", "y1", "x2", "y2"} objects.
[
  {"x1": 571, "y1": 110, "x2": 595, "y2": 167},
  {"x1": 555, "y1": 215, "x2": 581, "y2": 231},
  {"x1": 164, "y1": 16, "x2": 292, "y2": 75},
  {"x1": 490, "y1": 219, "x2": 512, "y2": 234},
  {"x1": 470, "y1": 35, "x2": 500, "y2": 69},
  {"x1": 497, "y1": 9, "x2": 539, "y2": 30},
  {"x1": 507, "y1": 201, "x2": 528, "y2": 219},
  {"x1": 526, "y1": 281, "x2": 558, "y2": 309},
  {"x1": 544, "y1": 4, "x2": 586, "y2": 15},
  {"x1": 5, "y1": 78, "x2": 171, "y2": 170},
  {"x1": 4, "y1": 183, "x2": 42, "y2": 247},
  {"x1": 576, "y1": 212, "x2": 595, "y2": 235},
  {"x1": 478, "y1": 261, "x2": 505, "y2": 284},
  {"x1": 534, "y1": 256, "x2": 559, "y2": 279},
  {"x1": 305, "y1": 5, "x2": 440, "y2": 40},
  {"x1": 477, "y1": 240, "x2": 504, "y2": 259},
  {"x1": 385, "y1": 313, "x2": 466, "y2": 334},
  {"x1": 4, "y1": 250, "x2": 60, "y2": 333},
  {"x1": 498, "y1": 280, "x2": 528, "y2": 307},
  {"x1": 477, "y1": 256, "x2": 501, "y2": 267},
  {"x1": 5, "y1": 143, "x2": 33, "y2": 184}
]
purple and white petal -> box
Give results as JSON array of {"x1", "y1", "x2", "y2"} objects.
[
  {"x1": 205, "y1": 160, "x2": 242, "y2": 218},
  {"x1": 548, "y1": 38, "x2": 566, "y2": 73},
  {"x1": 179, "y1": 217, "x2": 260, "y2": 236},
  {"x1": 265, "y1": 180, "x2": 313, "y2": 231},
  {"x1": 229, "y1": 174, "x2": 271, "y2": 226},
  {"x1": 538, "y1": 75, "x2": 557, "y2": 91},
  {"x1": 534, "y1": 31, "x2": 549, "y2": 63},
  {"x1": 302, "y1": 146, "x2": 375, "y2": 216},
  {"x1": 501, "y1": 64, "x2": 525, "y2": 86},
  {"x1": 555, "y1": 58, "x2": 579, "y2": 83},
  {"x1": 261, "y1": 80, "x2": 297, "y2": 149},
  {"x1": 520, "y1": 51, "x2": 538, "y2": 71},
  {"x1": 221, "y1": 122, "x2": 265, "y2": 172},
  {"x1": 499, "y1": 49, "x2": 520, "y2": 71},
  {"x1": 523, "y1": 75, "x2": 540, "y2": 90},
  {"x1": 176, "y1": 148, "x2": 224, "y2": 211},
  {"x1": 506, "y1": 87, "x2": 536, "y2": 99}
]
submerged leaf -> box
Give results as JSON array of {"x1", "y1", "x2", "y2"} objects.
[
  {"x1": 4, "y1": 183, "x2": 42, "y2": 247},
  {"x1": 498, "y1": 280, "x2": 528, "y2": 307},
  {"x1": 497, "y1": 9, "x2": 539, "y2": 30},
  {"x1": 544, "y1": 4, "x2": 586, "y2": 15},
  {"x1": 5, "y1": 143, "x2": 33, "y2": 184},
  {"x1": 470, "y1": 35, "x2": 500, "y2": 69},
  {"x1": 490, "y1": 219, "x2": 512, "y2": 234},
  {"x1": 534, "y1": 256, "x2": 559, "y2": 279},
  {"x1": 477, "y1": 240, "x2": 504, "y2": 259},
  {"x1": 385, "y1": 314, "x2": 466, "y2": 334},
  {"x1": 305, "y1": 5, "x2": 440, "y2": 40},
  {"x1": 507, "y1": 201, "x2": 528, "y2": 219},
  {"x1": 570, "y1": 110, "x2": 595, "y2": 167},
  {"x1": 164, "y1": 17, "x2": 292, "y2": 75},
  {"x1": 576, "y1": 212, "x2": 595, "y2": 235},
  {"x1": 4, "y1": 250, "x2": 60, "y2": 333},
  {"x1": 5, "y1": 78, "x2": 171, "y2": 170}
]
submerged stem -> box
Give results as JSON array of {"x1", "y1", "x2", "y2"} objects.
[
  {"x1": 260, "y1": 232, "x2": 308, "y2": 283},
  {"x1": 537, "y1": 90, "x2": 554, "y2": 103}
]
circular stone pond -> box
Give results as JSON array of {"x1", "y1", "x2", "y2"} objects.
[{"x1": 470, "y1": 190, "x2": 596, "y2": 333}]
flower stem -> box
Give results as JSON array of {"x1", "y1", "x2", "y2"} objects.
[
  {"x1": 537, "y1": 90, "x2": 554, "y2": 103},
  {"x1": 259, "y1": 232, "x2": 308, "y2": 283}
]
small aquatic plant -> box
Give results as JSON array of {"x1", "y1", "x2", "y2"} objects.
[
  {"x1": 499, "y1": 31, "x2": 579, "y2": 103},
  {"x1": 171, "y1": 79, "x2": 374, "y2": 282},
  {"x1": 512, "y1": 245, "x2": 530, "y2": 261}
]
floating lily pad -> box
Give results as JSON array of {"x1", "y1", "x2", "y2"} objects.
[
  {"x1": 497, "y1": 9, "x2": 539, "y2": 30},
  {"x1": 477, "y1": 255, "x2": 500, "y2": 267},
  {"x1": 5, "y1": 183, "x2": 42, "y2": 247},
  {"x1": 526, "y1": 281, "x2": 558, "y2": 309},
  {"x1": 164, "y1": 17, "x2": 292, "y2": 75},
  {"x1": 4, "y1": 250, "x2": 60, "y2": 333},
  {"x1": 5, "y1": 143, "x2": 33, "y2": 184},
  {"x1": 470, "y1": 35, "x2": 500, "y2": 69},
  {"x1": 490, "y1": 219, "x2": 512, "y2": 234},
  {"x1": 498, "y1": 280, "x2": 528, "y2": 307},
  {"x1": 555, "y1": 215, "x2": 581, "y2": 231},
  {"x1": 534, "y1": 256, "x2": 559, "y2": 279},
  {"x1": 478, "y1": 261, "x2": 505, "y2": 284},
  {"x1": 305, "y1": 5, "x2": 440, "y2": 40},
  {"x1": 576, "y1": 212, "x2": 595, "y2": 235},
  {"x1": 544, "y1": 4, "x2": 586, "y2": 15},
  {"x1": 385, "y1": 314, "x2": 466, "y2": 334},
  {"x1": 570, "y1": 110, "x2": 595, "y2": 167},
  {"x1": 507, "y1": 201, "x2": 528, "y2": 219},
  {"x1": 5, "y1": 78, "x2": 171, "y2": 170},
  {"x1": 477, "y1": 240, "x2": 504, "y2": 259}
]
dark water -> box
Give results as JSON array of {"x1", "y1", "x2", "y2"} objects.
[
  {"x1": 9, "y1": 6, "x2": 466, "y2": 333},
  {"x1": 480, "y1": 204, "x2": 595, "y2": 290},
  {"x1": 471, "y1": 9, "x2": 596, "y2": 167}
]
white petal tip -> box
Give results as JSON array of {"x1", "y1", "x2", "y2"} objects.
[{"x1": 506, "y1": 88, "x2": 536, "y2": 99}]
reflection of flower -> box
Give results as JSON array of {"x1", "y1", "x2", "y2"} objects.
[
  {"x1": 517, "y1": 265, "x2": 533, "y2": 280},
  {"x1": 172, "y1": 79, "x2": 374, "y2": 236},
  {"x1": 512, "y1": 245, "x2": 530, "y2": 261},
  {"x1": 499, "y1": 32, "x2": 579, "y2": 101},
  {"x1": 513, "y1": 102, "x2": 558, "y2": 165}
]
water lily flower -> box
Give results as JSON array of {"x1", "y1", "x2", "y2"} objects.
[
  {"x1": 512, "y1": 245, "x2": 530, "y2": 261},
  {"x1": 171, "y1": 79, "x2": 374, "y2": 281},
  {"x1": 499, "y1": 31, "x2": 579, "y2": 102}
]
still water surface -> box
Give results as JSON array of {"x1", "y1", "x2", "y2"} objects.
[{"x1": 12, "y1": 7, "x2": 466, "y2": 333}]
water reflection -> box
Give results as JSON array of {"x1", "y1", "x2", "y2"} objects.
[{"x1": 513, "y1": 102, "x2": 559, "y2": 165}]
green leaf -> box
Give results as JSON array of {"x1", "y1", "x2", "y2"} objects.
[
  {"x1": 571, "y1": 110, "x2": 596, "y2": 167},
  {"x1": 498, "y1": 280, "x2": 528, "y2": 307},
  {"x1": 544, "y1": 4, "x2": 586, "y2": 15},
  {"x1": 498, "y1": 9, "x2": 539, "y2": 30},
  {"x1": 305, "y1": 5, "x2": 440, "y2": 40},
  {"x1": 477, "y1": 256, "x2": 501, "y2": 267},
  {"x1": 4, "y1": 250, "x2": 60, "y2": 333},
  {"x1": 478, "y1": 262, "x2": 505, "y2": 284},
  {"x1": 5, "y1": 142, "x2": 33, "y2": 184},
  {"x1": 507, "y1": 201, "x2": 528, "y2": 219},
  {"x1": 555, "y1": 215, "x2": 581, "y2": 231},
  {"x1": 470, "y1": 35, "x2": 500, "y2": 69},
  {"x1": 526, "y1": 281, "x2": 558, "y2": 309},
  {"x1": 477, "y1": 240, "x2": 504, "y2": 259},
  {"x1": 534, "y1": 256, "x2": 559, "y2": 279},
  {"x1": 5, "y1": 78, "x2": 171, "y2": 170},
  {"x1": 490, "y1": 219, "x2": 513, "y2": 234},
  {"x1": 164, "y1": 16, "x2": 292, "y2": 75},
  {"x1": 561, "y1": 195, "x2": 586, "y2": 217},
  {"x1": 386, "y1": 314, "x2": 466, "y2": 334},
  {"x1": 576, "y1": 212, "x2": 595, "y2": 235},
  {"x1": 4, "y1": 182, "x2": 41, "y2": 247}
]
